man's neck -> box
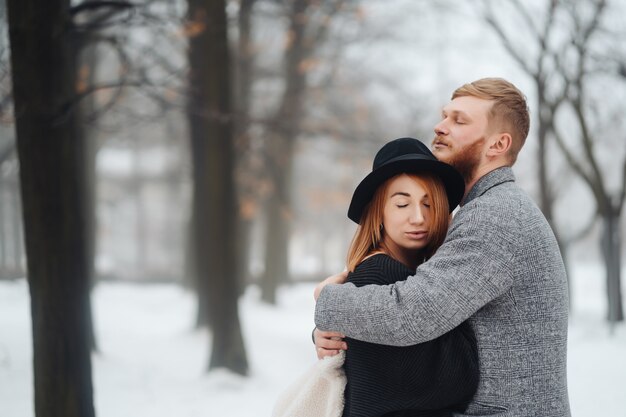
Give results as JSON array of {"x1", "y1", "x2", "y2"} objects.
[{"x1": 463, "y1": 162, "x2": 509, "y2": 200}]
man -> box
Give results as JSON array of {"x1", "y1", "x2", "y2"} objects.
[{"x1": 314, "y1": 78, "x2": 571, "y2": 417}]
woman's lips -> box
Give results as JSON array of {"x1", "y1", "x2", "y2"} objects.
[{"x1": 406, "y1": 231, "x2": 428, "y2": 239}]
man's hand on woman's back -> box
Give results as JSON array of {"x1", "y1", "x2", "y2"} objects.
[{"x1": 313, "y1": 329, "x2": 347, "y2": 359}]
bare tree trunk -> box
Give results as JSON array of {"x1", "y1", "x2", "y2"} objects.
[
  {"x1": 85, "y1": 135, "x2": 98, "y2": 350},
  {"x1": 131, "y1": 138, "x2": 147, "y2": 278},
  {"x1": 186, "y1": 0, "x2": 248, "y2": 375},
  {"x1": 602, "y1": 207, "x2": 624, "y2": 326},
  {"x1": 536, "y1": 81, "x2": 553, "y2": 222},
  {"x1": 261, "y1": 0, "x2": 311, "y2": 304},
  {"x1": 0, "y1": 177, "x2": 6, "y2": 274},
  {"x1": 78, "y1": 39, "x2": 99, "y2": 351},
  {"x1": 6, "y1": 1, "x2": 95, "y2": 416},
  {"x1": 234, "y1": 0, "x2": 257, "y2": 293},
  {"x1": 0, "y1": 146, "x2": 21, "y2": 278},
  {"x1": 189, "y1": 139, "x2": 209, "y2": 328},
  {"x1": 262, "y1": 133, "x2": 294, "y2": 303},
  {"x1": 12, "y1": 177, "x2": 25, "y2": 275}
]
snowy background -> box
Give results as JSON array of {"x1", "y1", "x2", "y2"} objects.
[
  {"x1": 1, "y1": 263, "x2": 624, "y2": 417},
  {"x1": 1, "y1": 1, "x2": 625, "y2": 416}
]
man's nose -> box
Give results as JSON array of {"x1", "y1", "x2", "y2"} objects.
[{"x1": 434, "y1": 120, "x2": 448, "y2": 136}]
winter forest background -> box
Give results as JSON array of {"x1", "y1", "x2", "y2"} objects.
[{"x1": 0, "y1": 0, "x2": 625, "y2": 416}]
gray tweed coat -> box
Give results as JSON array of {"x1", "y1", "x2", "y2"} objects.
[{"x1": 315, "y1": 167, "x2": 571, "y2": 417}]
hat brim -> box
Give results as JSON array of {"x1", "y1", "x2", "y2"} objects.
[{"x1": 347, "y1": 154, "x2": 465, "y2": 224}]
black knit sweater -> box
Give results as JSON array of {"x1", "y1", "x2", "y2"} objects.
[{"x1": 342, "y1": 254, "x2": 479, "y2": 417}]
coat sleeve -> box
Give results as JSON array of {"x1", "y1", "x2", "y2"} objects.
[{"x1": 314, "y1": 201, "x2": 516, "y2": 346}]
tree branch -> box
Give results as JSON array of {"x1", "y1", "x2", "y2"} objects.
[
  {"x1": 481, "y1": 0, "x2": 534, "y2": 75},
  {"x1": 71, "y1": 0, "x2": 139, "y2": 31},
  {"x1": 564, "y1": 211, "x2": 598, "y2": 246},
  {"x1": 617, "y1": 59, "x2": 626, "y2": 214},
  {"x1": 564, "y1": 0, "x2": 609, "y2": 208},
  {"x1": 550, "y1": 120, "x2": 595, "y2": 193},
  {"x1": 510, "y1": 0, "x2": 542, "y2": 41}
]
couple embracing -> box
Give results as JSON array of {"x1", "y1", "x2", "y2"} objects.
[{"x1": 276, "y1": 77, "x2": 570, "y2": 417}]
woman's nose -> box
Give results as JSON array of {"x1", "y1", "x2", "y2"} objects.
[{"x1": 410, "y1": 207, "x2": 424, "y2": 224}]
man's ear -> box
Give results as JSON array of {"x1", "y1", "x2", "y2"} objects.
[{"x1": 487, "y1": 133, "x2": 512, "y2": 157}]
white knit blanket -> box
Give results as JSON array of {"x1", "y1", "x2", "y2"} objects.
[{"x1": 272, "y1": 352, "x2": 346, "y2": 417}]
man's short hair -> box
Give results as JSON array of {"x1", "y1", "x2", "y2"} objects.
[{"x1": 452, "y1": 78, "x2": 530, "y2": 164}]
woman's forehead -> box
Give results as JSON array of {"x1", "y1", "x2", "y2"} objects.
[{"x1": 386, "y1": 174, "x2": 428, "y2": 196}]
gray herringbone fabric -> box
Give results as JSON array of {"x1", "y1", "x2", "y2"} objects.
[{"x1": 315, "y1": 167, "x2": 571, "y2": 417}]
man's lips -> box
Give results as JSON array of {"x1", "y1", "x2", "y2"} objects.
[{"x1": 432, "y1": 138, "x2": 449, "y2": 148}]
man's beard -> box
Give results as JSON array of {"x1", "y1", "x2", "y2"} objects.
[{"x1": 436, "y1": 136, "x2": 485, "y2": 183}]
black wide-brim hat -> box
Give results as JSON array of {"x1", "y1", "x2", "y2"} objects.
[{"x1": 348, "y1": 137, "x2": 465, "y2": 224}]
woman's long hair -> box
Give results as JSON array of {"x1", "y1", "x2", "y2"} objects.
[{"x1": 346, "y1": 173, "x2": 451, "y2": 272}]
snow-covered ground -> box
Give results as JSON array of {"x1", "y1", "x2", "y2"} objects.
[{"x1": 0, "y1": 263, "x2": 624, "y2": 417}]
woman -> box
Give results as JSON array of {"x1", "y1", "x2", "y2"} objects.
[
  {"x1": 325, "y1": 137, "x2": 478, "y2": 417},
  {"x1": 274, "y1": 138, "x2": 478, "y2": 417}
]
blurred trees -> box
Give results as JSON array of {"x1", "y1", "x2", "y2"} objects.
[
  {"x1": 482, "y1": 0, "x2": 624, "y2": 323},
  {"x1": 6, "y1": 0, "x2": 95, "y2": 416},
  {"x1": 0, "y1": 1, "x2": 24, "y2": 280},
  {"x1": 2, "y1": 0, "x2": 623, "y2": 402},
  {"x1": 186, "y1": 0, "x2": 248, "y2": 374},
  {"x1": 483, "y1": 0, "x2": 569, "y2": 253},
  {"x1": 250, "y1": 0, "x2": 372, "y2": 303},
  {"x1": 1, "y1": 0, "x2": 426, "y2": 298},
  {"x1": 261, "y1": 0, "x2": 345, "y2": 303},
  {"x1": 552, "y1": 0, "x2": 625, "y2": 323},
  {"x1": 260, "y1": 0, "x2": 311, "y2": 303},
  {"x1": 233, "y1": 0, "x2": 258, "y2": 292}
]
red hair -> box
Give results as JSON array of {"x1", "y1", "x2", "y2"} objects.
[{"x1": 346, "y1": 173, "x2": 451, "y2": 272}]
